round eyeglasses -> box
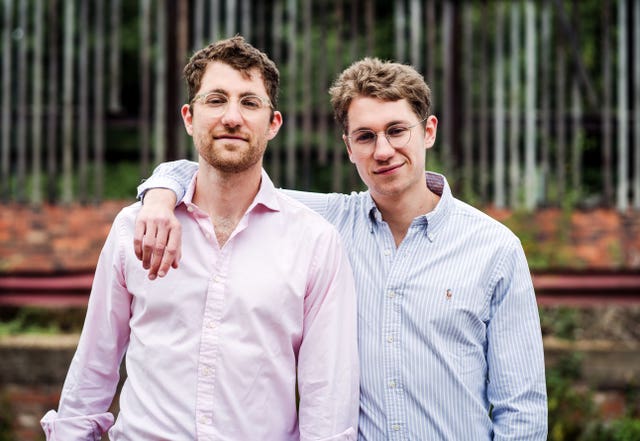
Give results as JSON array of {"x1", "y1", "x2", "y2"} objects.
[
  {"x1": 346, "y1": 117, "x2": 428, "y2": 151},
  {"x1": 191, "y1": 91, "x2": 272, "y2": 117}
]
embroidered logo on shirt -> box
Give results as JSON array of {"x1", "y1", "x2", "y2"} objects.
[{"x1": 445, "y1": 289, "x2": 453, "y2": 299}]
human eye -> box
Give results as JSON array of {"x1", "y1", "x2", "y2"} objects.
[
  {"x1": 204, "y1": 93, "x2": 227, "y2": 106},
  {"x1": 240, "y1": 95, "x2": 263, "y2": 110},
  {"x1": 352, "y1": 130, "x2": 376, "y2": 144},
  {"x1": 386, "y1": 126, "x2": 409, "y2": 138}
]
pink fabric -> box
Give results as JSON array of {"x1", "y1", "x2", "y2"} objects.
[{"x1": 42, "y1": 170, "x2": 359, "y2": 441}]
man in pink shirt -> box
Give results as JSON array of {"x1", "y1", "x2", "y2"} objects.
[{"x1": 41, "y1": 36, "x2": 359, "y2": 441}]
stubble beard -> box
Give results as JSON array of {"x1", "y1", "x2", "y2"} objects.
[{"x1": 196, "y1": 132, "x2": 265, "y2": 174}]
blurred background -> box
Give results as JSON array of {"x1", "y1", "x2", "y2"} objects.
[{"x1": 0, "y1": 0, "x2": 639, "y2": 440}]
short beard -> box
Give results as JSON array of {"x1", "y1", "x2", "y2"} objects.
[{"x1": 197, "y1": 135, "x2": 265, "y2": 174}]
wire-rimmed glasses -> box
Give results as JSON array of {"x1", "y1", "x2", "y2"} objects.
[
  {"x1": 191, "y1": 91, "x2": 272, "y2": 117},
  {"x1": 346, "y1": 117, "x2": 428, "y2": 152}
]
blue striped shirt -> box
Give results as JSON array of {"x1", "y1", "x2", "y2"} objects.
[{"x1": 139, "y1": 160, "x2": 548, "y2": 440}]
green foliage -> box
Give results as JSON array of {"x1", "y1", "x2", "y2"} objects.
[
  {"x1": 539, "y1": 307, "x2": 580, "y2": 340},
  {"x1": 0, "y1": 307, "x2": 85, "y2": 336}
]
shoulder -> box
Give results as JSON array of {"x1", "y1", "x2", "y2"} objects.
[
  {"x1": 450, "y1": 198, "x2": 521, "y2": 246},
  {"x1": 274, "y1": 192, "x2": 343, "y2": 238}
]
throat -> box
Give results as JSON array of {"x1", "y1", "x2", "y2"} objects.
[{"x1": 212, "y1": 215, "x2": 240, "y2": 247}]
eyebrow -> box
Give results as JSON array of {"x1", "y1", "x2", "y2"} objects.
[
  {"x1": 201, "y1": 88, "x2": 265, "y2": 98},
  {"x1": 350, "y1": 120, "x2": 410, "y2": 133}
]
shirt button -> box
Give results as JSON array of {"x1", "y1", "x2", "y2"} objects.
[
  {"x1": 388, "y1": 380, "x2": 396, "y2": 388},
  {"x1": 199, "y1": 416, "x2": 209, "y2": 424},
  {"x1": 205, "y1": 233, "x2": 211, "y2": 240},
  {"x1": 384, "y1": 249, "x2": 391, "y2": 256},
  {"x1": 214, "y1": 276, "x2": 221, "y2": 283},
  {"x1": 387, "y1": 335, "x2": 394, "y2": 343},
  {"x1": 387, "y1": 290, "x2": 395, "y2": 298},
  {"x1": 203, "y1": 366, "x2": 212, "y2": 376},
  {"x1": 207, "y1": 320, "x2": 216, "y2": 329},
  {"x1": 187, "y1": 206, "x2": 194, "y2": 212},
  {"x1": 392, "y1": 424, "x2": 401, "y2": 431}
]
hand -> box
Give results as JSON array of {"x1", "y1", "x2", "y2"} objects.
[{"x1": 134, "y1": 189, "x2": 181, "y2": 280}]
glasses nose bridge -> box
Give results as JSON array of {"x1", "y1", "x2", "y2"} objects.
[
  {"x1": 374, "y1": 129, "x2": 394, "y2": 148},
  {"x1": 219, "y1": 97, "x2": 245, "y2": 118}
]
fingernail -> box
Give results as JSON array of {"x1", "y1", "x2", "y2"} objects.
[
  {"x1": 149, "y1": 274, "x2": 156, "y2": 280},
  {"x1": 158, "y1": 270, "x2": 165, "y2": 277}
]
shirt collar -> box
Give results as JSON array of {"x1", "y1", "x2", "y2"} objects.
[
  {"x1": 365, "y1": 171, "x2": 454, "y2": 240},
  {"x1": 181, "y1": 168, "x2": 281, "y2": 213}
]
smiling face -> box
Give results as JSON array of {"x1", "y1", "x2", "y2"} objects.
[
  {"x1": 344, "y1": 96, "x2": 437, "y2": 202},
  {"x1": 181, "y1": 61, "x2": 282, "y2": 174}
]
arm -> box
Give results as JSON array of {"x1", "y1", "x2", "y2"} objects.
[
  {"x1": 487, "y1": 243, "x2": 548, "y2": 441},
  {"x1": 41, "y1": 216, "x2": 133, "y2": 440},
  {"x1": 297, "y1": 227, "x2": 359, "y2": 441},
  {"x1": 134, "y1": 159, "x2": 335, "y2": 279},
  {"x1": 134, "y1": 160, "x2": 197, "y2": 279}
]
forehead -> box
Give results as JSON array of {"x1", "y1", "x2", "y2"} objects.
[
  {"x1": 199, "y1": 61, "x2": 267, "y2": 96},
  {"x1": 346, "y1": 96, "x2": 417, "y2": 129}
]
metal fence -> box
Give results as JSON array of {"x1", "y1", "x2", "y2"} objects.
[{"x1": 1, "y1": 0, "x2": 639, "y2": 211}]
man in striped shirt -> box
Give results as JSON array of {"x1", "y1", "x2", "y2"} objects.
[{"x1": 135, "y1": 57, "x2": 548, "y2": 440}]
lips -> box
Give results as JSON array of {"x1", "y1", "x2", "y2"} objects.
[
  {"x1": 214, "y1": 133, "x2": 247, "y2": 141},
  {"x1": 373, "y1": 163, "x2": 403, "y2": 175}
]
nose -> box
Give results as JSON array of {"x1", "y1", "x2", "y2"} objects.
[
  {"x1": 372, "y1": 133, "x2": 395, "y2": 160},
  {"x1": 220, "y1": 101, "x2": 243, "y2": 127}
]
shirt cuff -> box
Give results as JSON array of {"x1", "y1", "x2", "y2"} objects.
[
  {"x1": 41, "y1": 409, "x2": 114, "y2": 441},
  {"x1": 137, "y1": 177, "x2": 185, "y2": 206}
]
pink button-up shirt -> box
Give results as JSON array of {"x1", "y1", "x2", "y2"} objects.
[{"x1": 41, "y1": 170, "x2": 359, "y2": 441}]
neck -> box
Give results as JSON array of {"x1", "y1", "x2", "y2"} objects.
[
  {"x1": 374, "y1": 185, "x2": 439, "y2": 247},
  {"x1": 193, "y1": 160, "x2": 262, "y2": 222}
]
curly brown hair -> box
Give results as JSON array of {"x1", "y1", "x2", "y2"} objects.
[
  {"x1": 183, "y1": 35, "x2": 279, "y2": 110},
  {"x1": 329, "y1": 58, "x2": 432, "y2": 133}
]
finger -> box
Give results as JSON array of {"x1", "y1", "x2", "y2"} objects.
[
  {"x1": 148, "y1": 226, "x2": 169, "y2": 278},
  {"x1": 133, "y1": 219, "x2": 146, "y2": 261},
  {"x1": 148, "y1": 242, "x2": 166, "y2": 280},
  {"x1": 159, "y1": 225, "x2": 182, "y2": 275},
  {"x1": 141, "y1": 223, "x2": 157, "y2": 270}
]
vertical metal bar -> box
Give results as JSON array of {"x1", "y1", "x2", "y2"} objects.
[
  {"x1": 409, "y1": 0, "x2": 421, "y2": 70},
  {"x1": 493, "y1": 1, "x2": 505, "y2": 208},
  {"x1": 154, "y1": 1, "x2": 167, "y2": 165},
  {"x1": 61, "y1": 0, "x2": 75, "y2": 204},
  {"x1": 1, "y1": 0, "x2": 13, "y2": 202},
  {"x1": 226, "y1": 0, "x2": 237, "y2": 37},
  {"x1": 633, "y1": 0, "x2": 640, "y2": 209},
  {"x1": 462, "y1": 1, "x2": 473, "y2": 200},
  {"x1": 270, "y1": 0, "x2": 283, "y2": 185},
  {"x1": 508, "y1": 2, "x2": 521, "y2": 208},
  {"x1": 286, "y1": 0, "x2": 297, "y2": 188},
  {"x1": 31, "y1": 0, "x2": 44, "y2": 205},
  {"x1": 524, "y1": 1, "x2": 537, "y2": 210},
  {"x1": 15, "y1": 0, "x2": 27, "y2": 203},
  {"x1": 94, "y1": 0, "x2": 105, "y2": 202},
  {"x1": 602, "y1": 0, "x2": 613, "y2": 205},
  {"x1": 394, "y1": 0, "x2": 405, "y2": 62},
  {"x1": 139, "y1": 0, "x2": 151, "y2": 176},
  {"x1": 78, "y1": 0, "x2": 89, "y2": 203},
  {"x1": 302, "y1": 0, "x2": 312, "y2": 188},
  {"x1": 478, "y1": 1, "x2": 489, "y2": 203},
  {"x1": 617, "y1": 0, "x2": 628, "y2": 211},
  {"x1": 332, "y1": 0, "x2": 344, "y2": 192},
  {"x1": 46, "y1": 0, "x2": 59, "y2": 203},
  {"x1": 540, "y1": 0, "x2": 552, "y2": 204},
  {"x1": 442, "y1": 1, "x2": 454, "y2": 174},
  {"x1": 316, "y1": 1, "x2": 329, "y2": 166},
  {"x1": 109, "y1": 0, "x2": 122, "y2": 113}
]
